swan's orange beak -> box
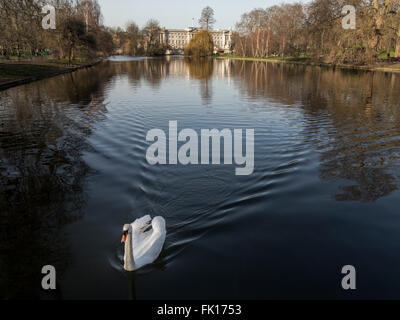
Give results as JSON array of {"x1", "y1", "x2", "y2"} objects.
[{"x1": 121, "y1": 233, "x2": 127, "y2": 243}]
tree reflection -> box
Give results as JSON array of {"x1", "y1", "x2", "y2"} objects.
[
  {"x1": 117, "y1": 58, "x2": 215, "y2": 104},
  {"x1": 185, "y1": 58, "x2": 214, "y2": 105},
  {"x1": 121, "y1": 58, "x2": 166, "y2": 89},
  {"x1": 0, "y1": 64, "x2": 113, "y2": 299},
  {"x1": 231, "y1": 60, "x2": 400, "y2": 202}
]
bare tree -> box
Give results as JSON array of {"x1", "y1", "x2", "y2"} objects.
[
  {"x1": 0, "y1": 0, "x2": 114, "y2": 61},
  {"x1": 76, "y1": 0, "x2": 102, "y2": 32},
  {"x1": 199, "y1": 6, "x2": 216, "y2": 30},
  {"x1": 233, "y1": 0, "x2": 400, "y2": 64},
  {"x1": 143, "y1": 19, "x2": 165, "y2": 55},
  {"x1": 125, "y1": 22, "x2": 142, "y2": 56},
  {"x1": 62, "y1": 17, "x2": 86, "y2": 64}
]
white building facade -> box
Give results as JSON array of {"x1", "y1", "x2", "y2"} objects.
[{"x1": 159, "y1": 27, "x2": 233, "y2": 54}]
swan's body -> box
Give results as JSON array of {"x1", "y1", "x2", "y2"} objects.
[{"x1": 122, "y1": 215, "x2": 166, "y2": 271}]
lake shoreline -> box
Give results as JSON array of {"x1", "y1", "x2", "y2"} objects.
[
  {"x1": 216, "y1": 56, "x2": 400, "y2": 74},
  {"x1": 0, "y1": 59, "x2": 103, "y2": 92}
]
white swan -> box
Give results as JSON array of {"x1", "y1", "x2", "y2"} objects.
[{"x1": 121, "y1": 215, "x2": 166, "y2": 271}]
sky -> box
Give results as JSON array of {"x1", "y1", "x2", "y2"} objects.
[{"x1": 97, "y1": 0, "x2": 289, "y2": 30}]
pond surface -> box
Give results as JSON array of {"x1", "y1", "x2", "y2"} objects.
[{"x1": 1, "y1": 57, "x2": 400, "y2": 299}]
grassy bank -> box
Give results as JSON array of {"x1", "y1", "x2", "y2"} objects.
[
  {"x1": 216, "y1": 55, "x2": 400, "y2": 73},
  {"x1": 0, "y1": 58, "x2": 102, "y2": 91}
]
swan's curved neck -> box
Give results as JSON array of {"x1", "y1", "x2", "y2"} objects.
[{"x1": 124, "y1": 233, "x2": 135, "y2": 271}]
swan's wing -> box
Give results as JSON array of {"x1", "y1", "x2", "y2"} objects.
[
  {"x1": 135, "y1": 216, "x2": 165, "y2": 257},
  {"x1": 131, "y1": 215, "x2": 152, "y2": 231},
  {"x1": 133, "y1": 217, "x2": 166, "y2": 270},
  {"x1": 152, "y1": 216, "x2": 166, "y2": 233},
  {"x1": 134, "y1": 232, "x2": 166, "y2": 270}
]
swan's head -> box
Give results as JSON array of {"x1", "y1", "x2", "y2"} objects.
[{"x1": 121, "y1": 224, "x2": 131, "y2": 243}]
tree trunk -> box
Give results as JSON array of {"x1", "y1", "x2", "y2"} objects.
[
  {"x1": 369, "y1": 0, "x2": 383, "y2": 60},
  {"x1": 256, "y1": 29, "x2": 260, "y2": 57},
  {"x1": 68, "y1": 43, "x2": 72, "y2": 65},
  {"x1": 395, "y1": 43, "x2": 400, "y2": 58},
  {"x1": 251, "y1": 34, "x2": 255, "y2": 57},
  {"x1": 266, "y1": 30, "x2": 270, "y2": 57},
  {"x1": 281, "y1": 37, "x2": 286, "y2": 57},
  {"x1": 395, "y1": 27, "x2": 400, "y2": 58}
]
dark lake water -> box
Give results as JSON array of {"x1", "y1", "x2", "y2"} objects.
[{"x1": 1, "y1": 57, "x2": 400, "y2": 299}]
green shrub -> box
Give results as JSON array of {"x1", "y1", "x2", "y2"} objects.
[{"x1": 184, "y1": 30, "x2": 214, "y2": 57}]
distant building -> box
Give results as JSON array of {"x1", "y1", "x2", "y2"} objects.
[{"x1": 159, "y1": 27, "x2": 233, "y2": 55}]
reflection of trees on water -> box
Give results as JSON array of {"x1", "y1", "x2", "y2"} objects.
[
  {"x1": 310, "y1": 72, "x2": 400, "y2": 202},
  {"x1": 112, "y1": 58, "x2": 167, "y2": 89},
  {"x1": 118, "y1": 58, "x2": 215, "y2": 104},
  {"x1": 231, "y1": 60, "x2": 400, "y2": 202},
  {"x1": 185, "y1": 58, "x2": 214, "y2": 105},
  {"x1": 0, "y1": 65, "x2": 113, "y2": 299}
]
